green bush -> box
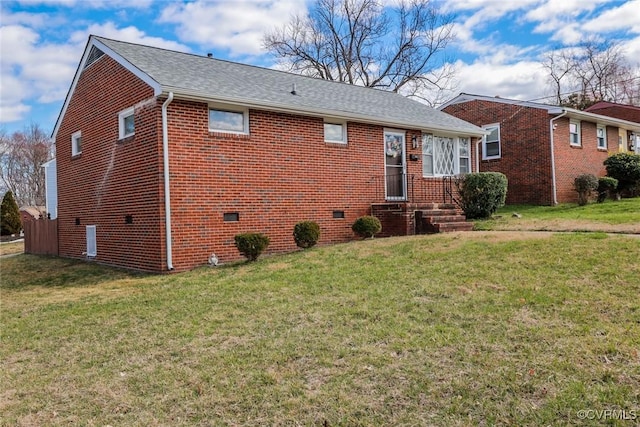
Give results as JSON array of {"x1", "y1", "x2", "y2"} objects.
[
  {"x1": 234, "y1": 233, "x2": 270, "y2": 262},
  {"x1": 352, "y1": 215, "x2": 382, "y2": 239},
  {"x1": 454, "y1": 172, "x2": 508, "y2": 219},
  {"x1": 603, "y1": 153, "x2": 640, "y2": 197},
  {"x1": 574, "y1": 173, "x2": 599, "y2": 206},
  {"x1": 1, "y1": 191, "x2": 22, "y2": 236},
  {"x1": 597, "y1": 176, "x2": 619, "y2": 203},
  {"x1": 293, "y1": 221, "x2": 320, "y2": 249}
]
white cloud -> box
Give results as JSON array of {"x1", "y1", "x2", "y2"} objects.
[
  {"x1": 620, "y1": 35, "x2": 640, "y2": 67},
  {"x1": 16, "y1": 0, "x2": 153, "y2": 8},
  {"x1": 158, "y1": 0, "x2": 308, "y2": 56},
  {"x1": 0, "y1": 18, "x2": 186, "y2": 124},
  {"x1": 447, "y1": 59, "x2": 549, "y2": 101},
  {"x1": 1, "y1": 24, "x2": 78, "y2": 112},
  {"x1": 525, "y1": 0, "x2": 616, "y2": 44},
  {"x1": 69, "y1": 22, "x2": 191, "y2": 52},
  {"x1": 584, "y1": 0, "x2": 640, "y2": 34}
]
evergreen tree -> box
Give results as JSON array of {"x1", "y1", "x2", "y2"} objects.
[{"x1": 1, "y1": 191, "x2": 22, "y2": 235}]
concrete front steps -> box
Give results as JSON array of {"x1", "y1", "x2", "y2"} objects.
[{"x1": 415, "y1": 203, "x2": 473, "y2": 234}]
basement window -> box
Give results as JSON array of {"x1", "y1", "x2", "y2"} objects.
[
  {"x1": 118, "y1": 107, "x2": 135, "y2": 139},
  {"x1": 333, "y1": 210, "x2": 345, "y2": 219},
  {"x1": 223, "y1": 212, "x2": 239, "y2": 222}
]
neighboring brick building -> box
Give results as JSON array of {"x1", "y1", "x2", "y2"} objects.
[
  {"x1": 440, "y1": 93, "x2": 640, "y2": 205},
  {"x1": 585, "y1": 101, "x2": 640, "y2": 153},
  {"x1": 51, "y1": 36, "x2": 485, "y2": 272}
]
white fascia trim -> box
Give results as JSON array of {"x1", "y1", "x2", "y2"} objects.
[
  {"x1": 52, "y1": 36, "x2": 162, "y2": 140},
  {"x1": 439, "y1": 93, "x2": 564, "y2": 115},
  {"x1": 563, "y1": 108, "x2": 640, "y2": 132},
  {"x1": 163, "y1": 89, "x2": 488, "y2": 138}
]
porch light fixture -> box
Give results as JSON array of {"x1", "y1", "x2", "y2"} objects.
[{"x1": 412, "y1": 135, "x2": 418, "y2": 149}]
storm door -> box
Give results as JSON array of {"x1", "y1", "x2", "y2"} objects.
[{"x1": 384, "y1": 130, "x2": 407, "y2": 200}]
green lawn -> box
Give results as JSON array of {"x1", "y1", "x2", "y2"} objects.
[
  {"x1": 2, "y1": 231, "x2": 639, "y2": 426},
  {"x1": 474, "y1": 198, "x2": 640, "y2": 233}
]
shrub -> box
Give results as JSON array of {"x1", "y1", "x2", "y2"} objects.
[
  {"x1": 234, "y1": 233, "x2": 270, "y2": 262},
  {"x1": 293, "y1": 221, "x2": 320, "y2": 249},
  {"x1": 352, "y1": 215, "x2": 382, "y2": 239},
  {"x1": 574, "y1": 173, "x2": 598, "y2": 206},
  {"x1": 603, "y1": 153, "x2": 640, "y2": 197},
  {"x1": 454, "y1": 172, "x2": 508, "y2": 219},
  {"x1": 597, "y1": 176, "x2": 619, "y2": 203},
  {"x1": 1, "y1": 191, "x2": 22, "y2": 236}
]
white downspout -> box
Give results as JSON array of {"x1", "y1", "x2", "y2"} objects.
[
  {"x1": 549, "y1": 111, "x2": 567, "y2": 205},
  {"x1": 475, "y1": 138, "x2": 481, "y2": 173},
  {"x1": 162, "y1": 92, "x2": 174, "y2": 270}
]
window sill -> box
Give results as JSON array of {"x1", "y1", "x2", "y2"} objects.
[
  {"x1": 118, "y1": 135, "x2": 135, "y2": 144},
  {"x1": 570, "y1": 144, "x2": 582, "y2": 149},
  {"x1": 325, "y1": 140, "x2": 348, "y2": 147},
  {"x1": 208, "y1": 131, "x2": 250, "y2": 139},
  {"x1": 71, "y1": 153, "x2": 82, "y2": 159}
]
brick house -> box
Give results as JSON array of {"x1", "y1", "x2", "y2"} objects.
[
  {"x1": 51, "y1": 36, "x2": 486, "y2": 272},
  {"x1": 584, "y1": 101, "x2": 640, "y2": 153},
  {"x1": 440, "y1": 93, "x2": 640, "y2": 205}
]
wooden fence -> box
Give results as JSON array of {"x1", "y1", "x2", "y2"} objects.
[{"x1": 24, "y1": 218, "x2": 58, "y2": 256}]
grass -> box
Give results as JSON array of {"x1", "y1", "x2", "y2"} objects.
[
  {"x1": 0, "y1": 240, "x2": 24, "y2": 257},
  {"x1": 1, "y1": 231, "x2": 639, "y2": 426},
  {"x1": 473, "y1": 198, "x2": 640, "y2": 233}
]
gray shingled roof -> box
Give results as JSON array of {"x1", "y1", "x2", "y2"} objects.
[{"x1": 94, "y1": 36, "x2": 484, "y2": 136}]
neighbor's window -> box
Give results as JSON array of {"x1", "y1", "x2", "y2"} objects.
[
  {"x1": 569, "y1": 120, "x2": 581, "y2": 146},
  {"x1": 209, "y1": 107, "x2": 248, "y2": 134},
  {"x1": 482, "y1": 124, "x2": 500, "y2": 160},
  {"x1": 423, "y1": 134, "x2": 470, "y2": 177},
  {"x1": 324, "y1": 122, "x2": 347, "y2": 143},
  {"x1": 71, "y1": 131, "x2": 82, "y2": 156},
  {"x1": 459, "y1": 137, "x2": 471, "y2": 174},
  {"x1": 118, "y1": 107, "x2": 135, "y2": 139},
  {"x1": 597, "y1": 125, "x2": 607, "y2": 149}
]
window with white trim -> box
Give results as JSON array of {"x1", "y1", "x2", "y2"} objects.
[
  {"x1": 71, "y1": 131, "x2": 82, "y2": 156},
  {"x1": 422, "y1": 134, "x2": 470, "y2": 177},
  {"x1": 482, "y1": 124, "x2": 500, "y2": 160},
  {"x1": 209, "y1": 106, "x2": 249, "y2": 134},
  {"x1": 459, "y1": 137, "x2": 471, "y2": 174},
  {"x1": 569, "y1": 120, "x2": 581, "y2": 146},
  {"x1": 324, "y1": 121, "x2": 347, "y2": 143},
  {"x1": 118, "y1": 107, "x2": 135, "y2": 139},
  {"x1": 597, "y1": 125, "x2": 607, "y2": 149}
]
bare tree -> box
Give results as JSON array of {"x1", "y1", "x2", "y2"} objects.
[
  {"x1": 263, "y1": 0, "x2": 456, "y2": 105},
  {"x1": 0, "y1": 124, "x2": 54, "y2": 207},
  {"x1": 542, "y1": 40, "x2": 640, "y2": 108},
  {"x1": 541, "y1": 48, "x2": 575, "y2": 105}
]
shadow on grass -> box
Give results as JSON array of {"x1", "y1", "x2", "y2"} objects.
[{"x1": 1, "y1": 254, "x2": 146, "y2": 291}]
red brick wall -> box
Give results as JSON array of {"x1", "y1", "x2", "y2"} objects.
[
  {"x1": 585, "y1": 105, "x2": 640, "y2": 123},
  {"x1": 166, "y1": 99, "x2": 389, "y2": 270},
  {"x1": 57, "y1": 55, "x2": 475, "y2": 272},
  {"x1": 56, "y1": 56, "x2": 166, "y2": 271},
  {"x1": 443, "y1": 100, "x2": 617, "y2": 205},
  {"x1": 443, "y1": 100, "x2": 555, "y2": 205},
  {"x1": 552, "y1": 118, "x2": 609, "y2": 203}
]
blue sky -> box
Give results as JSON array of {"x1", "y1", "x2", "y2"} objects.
[{"x1": 1, "y1": 0, "x2": 639, "y2": 136}]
